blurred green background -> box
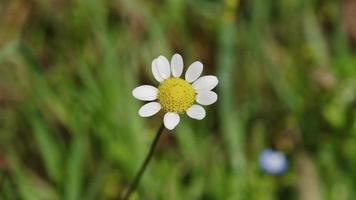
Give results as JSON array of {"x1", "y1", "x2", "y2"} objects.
[{"x1": 0, "y1": 0, "x2": 356, "y2": 199}]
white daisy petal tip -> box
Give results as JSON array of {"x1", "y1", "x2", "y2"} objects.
[
  {"x1": 196, "y1": 91, "x2": 218, "y2": 105},
  {"x1": 186, "y1": 105, "x2": 206, "y2": 120},
  {"x1": 151, "y1": 59, "x2": 164, "y2": 82},
  {"x1": 138, "y1": 102, "x2": 161, "y2": 117},
  {"x1": 185, "y1": 61, "x2": 203, "y2": 83},
  {"x1": 193, "y1": 75, "x2": 219, "y2": 92},
  {"x1": 164, "y1": 113, "x2": 180, "y2": 130},
  {"x1": 156, "y1": 55, "x2": 171, "y2": 79},
  {"x1": 132, "y1": 85, "x2": 158, "y2": 101},
  {"x1": 171, "y1": 53, "x2": 183, "y2": 77}
]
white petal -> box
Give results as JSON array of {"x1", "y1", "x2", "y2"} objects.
[
  {"x1": 171, "y1": 53, "x2": 183, "y2": 77},
  {"x1": 186, "y1": 105, "x2": 206, "y2": 120},
  {"x1": 151, "y1": 59, "x2": 164, "y2": 82},
  {"x1": 196, "y1": 91, "x2": 218, "y2": 105},
  {"x1": 163, "y1": 112, "x2": 180, "y2": 130},
  {"x1": 139, "y1": 102, "x2": 161, "y2": 117},
  {"x1": 132, "y1": 85, "x2": 158, "y2": 101},
  {"x1": 156, "y1": 55, "x2": 171, "y2": 79},
  {"x1": 185, "y1": 61, "x2": 203, "y2": 83},
  {"x1": 193, "y1": 75, "x2": 219, "y2": 92}
]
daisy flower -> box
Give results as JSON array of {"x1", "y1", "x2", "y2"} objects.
[{"x1": 132, "y1": 53, "x2": 218, "y2": 130}]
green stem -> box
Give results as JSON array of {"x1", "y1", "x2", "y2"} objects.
[{"x1": 121, "y1": 124, "x2": 165, "y2": 200}]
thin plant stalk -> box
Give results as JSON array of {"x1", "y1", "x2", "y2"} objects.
[{"x1": 121, "y1": 124, "x2": 165, "y2": 200}]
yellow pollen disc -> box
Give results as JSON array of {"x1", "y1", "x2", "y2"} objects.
[{"x1": 157, "y1": 78, "x2": 196, "y2": 113}]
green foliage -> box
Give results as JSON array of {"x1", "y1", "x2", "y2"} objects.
[{"x1": 0, "y1": 0, "x2": 355, "y2": 199}]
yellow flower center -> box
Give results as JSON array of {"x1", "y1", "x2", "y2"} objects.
[{"x1": 157, "y1": 78, "x2": 196, "y2": 113}]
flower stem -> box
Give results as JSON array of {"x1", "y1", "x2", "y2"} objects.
[{"x1": 121, "y1": 124, "x2": 165, "y2": 200}]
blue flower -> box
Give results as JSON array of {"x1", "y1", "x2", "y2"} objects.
[{"x1": 259, "y1": 149, "x2": 288, "y2": 175}]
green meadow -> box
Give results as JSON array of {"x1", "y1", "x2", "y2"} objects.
[{"x1": 0, "y1": 0, "x2": 355, "y2": 199}]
